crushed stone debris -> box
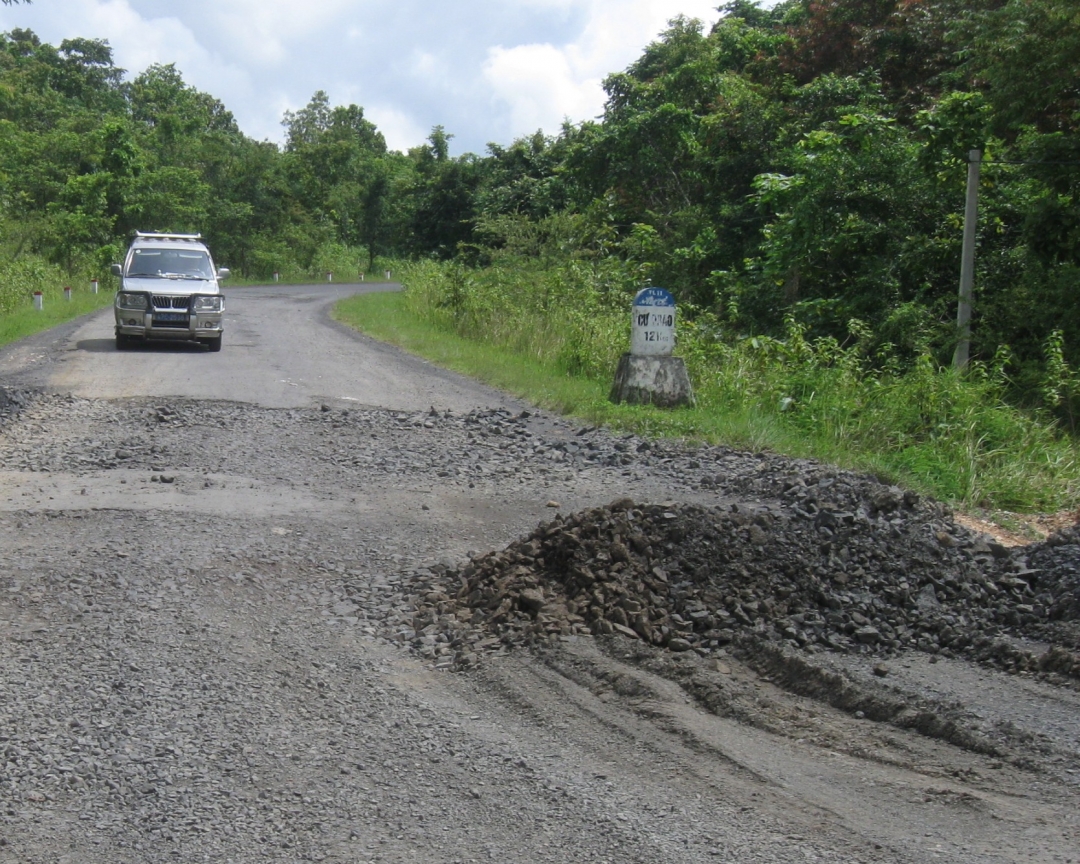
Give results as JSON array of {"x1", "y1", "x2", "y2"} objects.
[{"x1": 403, "y1": 492, "x2": 1079, "y2": 679}]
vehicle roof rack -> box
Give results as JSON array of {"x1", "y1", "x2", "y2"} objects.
[{"x1": 133, "y1": 231, "x2": 203, "y2": 241}]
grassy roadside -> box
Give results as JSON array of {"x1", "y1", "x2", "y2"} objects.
[
  {"x1": 330, "y1": 292, "x2": 888, "y2": 466},
  {"x1": 333, "y1": 290, "x2": 1080, "y2": 527},
  {"x1": 334, "y1": 290, "x2": 616, "y2": 412},
  {"x1": 0, "y1": 286, "x2": 115, "y2": 349}
]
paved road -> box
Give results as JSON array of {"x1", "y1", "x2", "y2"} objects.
[
  {"x1": 3, "y1": 281, "x2": 1078, "y2": 864},
  {"x1": 0, "y1": 282, "x2": 521, "y2": 412}
]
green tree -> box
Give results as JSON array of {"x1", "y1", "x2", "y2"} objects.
[
  {"x1": 751, "y1": 98, "x2": 949, "y2": 340},
  {"x1": 475, "y1": 131, "x2": 569, "y2": 220},
  {"x1": 53, "y1": 38, "x2": 126, "y2": 113},
  {"x1": 778, "y1": 0, "x2": 971, "y2": 113},
  {"x1": 404, "y1": 127, "x2": 481, "y2": 258},
  {"x1": 964, "y1": 0, "x2": 1080, "y2": 137},
  {"x1": 278, "y1": 91, "x2": 391, "y2": 266}
]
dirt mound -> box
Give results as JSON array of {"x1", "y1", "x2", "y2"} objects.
[{"x1": 409, "y1": 485, "x2": 1080, "y2": 678}]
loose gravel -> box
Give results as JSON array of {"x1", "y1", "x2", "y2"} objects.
[
  {"x1": 410, "y1": 494, "x2": 1079, "y2": 676},
  {"x1": 3, "y1": 385, "x2": 1080, "y2": 863}
]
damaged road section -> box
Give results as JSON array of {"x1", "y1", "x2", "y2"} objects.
[{"x1": 2, "y1": 387, "x2": 1080, "y2": 863}]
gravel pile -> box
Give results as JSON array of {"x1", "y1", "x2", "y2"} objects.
[
  {"x1": 406, "y1": 483, "x2": 1080, "y2": 678},
  {"x1": 5, "y1": 511, "x2": 711, "y2": 864},
  {"x1": 1022, "y1": 526, "x2": 1080, "y2": 624},
  {"x1": 6, "y1": 333, "x2": 1080, "y2": 860},
  {"x1": 5, "y1": 386, "x2": 1079, "y2": 684},
  {"x1": 0, "y1": 385, "x2": 36, "y2": 419},
  {"x1": 3, "y1": 449, "x2": 892, "y2": 862}
]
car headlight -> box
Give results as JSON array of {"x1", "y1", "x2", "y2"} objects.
[
  {"x1": 117, "y1": 292, "x2": 148, "y2": 310},
  {"x1": 192, "y1": 296, "x2": 223, "y2": 312}
]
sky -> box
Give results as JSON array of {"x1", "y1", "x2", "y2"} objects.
[{"x1": 0, "y1": 0, "x2": 727, "y2": 155}]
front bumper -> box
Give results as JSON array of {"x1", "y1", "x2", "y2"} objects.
[
  {"x1": 114, "y1": 312, "x2": 223, "y2": 340},
  {"x1": 114, "y1": 291, "x2": 223, "y2": 341}
]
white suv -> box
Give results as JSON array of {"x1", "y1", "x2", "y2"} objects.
[{"x1": 112, "y1": 232, "x2": 229, "y2": 352}]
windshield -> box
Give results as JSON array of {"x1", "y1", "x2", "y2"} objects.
[{"x1": 127, "y1": 248, "x2": 214, "y2": 279}]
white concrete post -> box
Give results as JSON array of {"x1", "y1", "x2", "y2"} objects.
[
  {"x1": 610, "y1": 287, "x2": 694, "y2": 408},
  {"x1": 33, "y1": 291, "x2": 43, "y2": 310},
  {"x1": 63, "y1": 286, "x2": 72, "y2": 301},
  {"x1": 90, "y1": 279, "x2": 99, "y2": 294}
]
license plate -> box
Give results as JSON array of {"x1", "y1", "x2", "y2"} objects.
[{"x1": 154, "y1": 312, "x2": 187, "y2": 322}]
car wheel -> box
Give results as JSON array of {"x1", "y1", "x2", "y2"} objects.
[{"x1": 205, "y1": 335, "x2": 222, "y2": 352}]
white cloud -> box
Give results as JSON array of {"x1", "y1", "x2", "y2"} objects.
[
  {"x1": 484, "y1": 43, "x2": 602, "y2": 140},
  {"x1": 0, "y1": 0, "x2": 726, "y2": 153},
  {"x1": 408, "y1": 50, "x2": 443, "y2": 81},
  {"x1": 483, "y1": 0, "x2": 721, "y2": 143},
  {"x1": 199, "y1": 0, "x2": 357, "y2": 66},
  {"x1": 82, "y1": 3, "x2": 225, "y2": 81},
  {"x1": 575, "y1": 0, "x2": 721, "y2": 70},
  {"x1": 366, "y1": 104, "x2": 428, "y2": 153}
]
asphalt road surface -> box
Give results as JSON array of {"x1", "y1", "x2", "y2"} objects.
[
  {"x1": 0, "y1": 282, "x2": 520, "y2": 412},
  {"x1": 1, "y1": 282, "x2": 1078, "y2": 864}
]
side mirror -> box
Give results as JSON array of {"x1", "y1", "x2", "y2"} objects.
[
  {"x1": 110, "y1": 263, "x2": 123, "y2": 277},
  {"x1": 216, "y1": 268, "x2": 230, "y2": 280}
]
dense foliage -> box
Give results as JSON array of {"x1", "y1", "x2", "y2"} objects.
[
  {"x1": 456, "y1": 0, "x2": 1080, "y2": 417},
  {"x1": 2, "y1": 1, "x2": 1080, "y2": 409}
]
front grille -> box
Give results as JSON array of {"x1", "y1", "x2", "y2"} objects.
[
  {"x1": 152, "y1": 295, "x2": 191, "y2": 310},
  {"x1": 153, "y1": 319, "x2": 190, "y2": 329}
]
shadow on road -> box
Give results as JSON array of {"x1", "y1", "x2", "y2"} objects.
[{"x1": 76, "y1": 338, "x2": 209, "y2": 354}]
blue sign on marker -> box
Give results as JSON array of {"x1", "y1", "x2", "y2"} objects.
[
  {"x1": 631, "y1": 287, "x2": 676, "y2": 356},
  {"x1": 634, "y1": 287, "x2": 675, "y2": 308}
]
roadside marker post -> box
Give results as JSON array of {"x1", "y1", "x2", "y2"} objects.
[
  {"x1": 359, "y1": 273, "x2": 365, "y2": 282},
  {"x1": 33, "y1": 291, "x2": 43, "y2": 311},
  {"x1": 327, "y1": 272, "x2": 333, "y2": 283},
  {"x1": 64, "y1": 286, "x2": 72, "y2": 301},
  {"x1": 91, "y1": 279, "x2": 99, "y2": 294},
  {"x1": 273, "y1": 271, "x2": 280, "y2": 282},
  {"x1": 610, "y1": 286, "x2": 694, "y2": 408},
  {"x1": 385, "y1": 270, "x2": 391, "y2": 280}
]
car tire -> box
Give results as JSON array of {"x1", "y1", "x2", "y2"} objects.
[{"x1": 205, "y1": 335, "x2": 222, "y2": 352}]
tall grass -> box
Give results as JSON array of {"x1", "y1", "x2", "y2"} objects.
[
  {"x1": 397, "y1": 256, "x2": 631, "y2": 379},
  {"x1": 680, "y1": 315, "x2": 1077, "y2": 510},
  {"x1": 0, "y1": 253, "x2": 114, "y2": 347},
  {"x1": 242, "y1": 240, "x2": 385, "y2": 283},
  {"x1": 390, "y1": 256, "x2": 1080, "y2": 512},
  {"x1": 0, "y1": 256, "x2": 75, "y2": 315}
]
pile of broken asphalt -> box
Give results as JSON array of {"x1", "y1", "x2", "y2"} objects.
[{"x1": 403, "y1": 468, "x2": 1080, "y2": 681}]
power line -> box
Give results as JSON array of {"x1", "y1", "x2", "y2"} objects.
[{"x1": 980, "y1": 159, "x2": 1080, "y2": 166}]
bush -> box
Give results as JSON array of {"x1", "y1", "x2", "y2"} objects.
[
  {"x1": 310, "y1": 242, "x2": 366, "y2": 282},
  {"x1": 0, "y1": 256, "x2": 79, "y2": 315},
  {"x1": 398, "y1": 255, "x2": 637, "y2": 378}
]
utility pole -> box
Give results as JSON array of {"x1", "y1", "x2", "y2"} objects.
[{"x1": 953, "y1": 149, "x2": 982, "y2": 370}]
